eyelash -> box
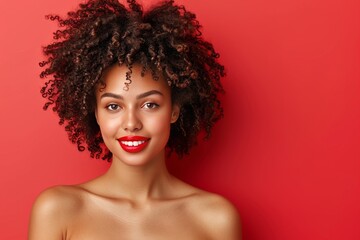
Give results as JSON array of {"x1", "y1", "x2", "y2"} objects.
[
  {"x1": 105, "y1": 102, "x2": 159, "y2": 111},
  {"x1": 106, "y1": 104, "x2": 120, "y2": 111},
  {"x1": 143, "y1": 102, "x2": 159, "y2": 109}
]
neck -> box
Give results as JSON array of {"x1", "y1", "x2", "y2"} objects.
[{"x1": 103, "y1": 152, "x2": 173, "y2": 202}]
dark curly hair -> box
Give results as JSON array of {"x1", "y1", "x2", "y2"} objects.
[{"x1": 40, "y1": 0, "x2": 225, "y2": 161}]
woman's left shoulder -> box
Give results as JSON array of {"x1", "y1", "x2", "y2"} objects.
[{"x1": 187, "y1": 190, "x2": 242, "y2": 239}]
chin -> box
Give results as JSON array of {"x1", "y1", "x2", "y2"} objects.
[{"x1": 112, "y1": 149, "x2": 166, "y2": 167}]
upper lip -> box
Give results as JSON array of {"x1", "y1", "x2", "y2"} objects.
[{"x1": 118, "y1": 136, "x2": 150, "y2": 141}]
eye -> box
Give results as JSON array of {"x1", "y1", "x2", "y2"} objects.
[
  {"x1": 143, "y1": 102, "x2": 159, "y2": 109},
  {"x1": 106, "y1": 104, "x2": 120, "y2": 111}
]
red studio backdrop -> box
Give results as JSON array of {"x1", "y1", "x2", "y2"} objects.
[{"x1": 0, "y1": 0, "x2": 359, "y2": 239}]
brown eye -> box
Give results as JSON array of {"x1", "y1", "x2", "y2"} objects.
[
  {"x1": 143, "y1": 102, "x2": 159, "y2": 109},
  {"x1": 106, "y1": 104, "x2": 120, "y2": 111}
]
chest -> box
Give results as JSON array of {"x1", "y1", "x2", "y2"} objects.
[{"x1": 65, "y1": 200, "x2": 209, "y2": 240}]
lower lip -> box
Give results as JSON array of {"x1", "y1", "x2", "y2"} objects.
[{"x1": 119, "y1": 140, "x2": 150, "y2": 153}]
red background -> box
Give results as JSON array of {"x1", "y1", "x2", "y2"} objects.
[{"x1": 0, "y1": 0, "x2": 359, "y2": 239}]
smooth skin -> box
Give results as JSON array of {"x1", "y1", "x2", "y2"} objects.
[{"x1": 29, "y1": 64, "x2": 242, "y2": 240}]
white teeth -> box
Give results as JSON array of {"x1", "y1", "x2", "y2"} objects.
[{"x1": 121, "y1": 141, "x2": 145, "y2": 146}]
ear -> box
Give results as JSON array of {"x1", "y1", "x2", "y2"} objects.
[{"x1": 171, "y1": 104, "x2": 180, "y2": 123}]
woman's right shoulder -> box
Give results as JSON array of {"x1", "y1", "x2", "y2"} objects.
[
  {"x1": 29, "y1": 185, "x2": 86, "y2": 240},
  {"x1": 32, "y1": 185, "x2": 85, "y2": 214}
]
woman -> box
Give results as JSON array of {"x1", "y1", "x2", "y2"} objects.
[{"x1": 29, "y1": 0, "x2": 241, "y2": 239}]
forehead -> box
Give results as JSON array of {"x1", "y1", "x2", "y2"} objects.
[{"x1": 97, "y1": 64, "x2": 170, "y2": 96}]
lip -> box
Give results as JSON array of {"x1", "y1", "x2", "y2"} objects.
[{"x1": 118, "y1": 136, "x2": 150, "y2": 153}]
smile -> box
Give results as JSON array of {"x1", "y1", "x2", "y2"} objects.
[
  {"x1": 121, "y1": 140, "x2": 146, "y2": 147},
  {"x1": 118, "y1": 136, "x2": 150, "y2": 153}
]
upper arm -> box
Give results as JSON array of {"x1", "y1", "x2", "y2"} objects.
[
  {"x1": 198, "y1": 195, "x2": 242, "y2": 240},
  {"x1": 210, "y1": 200, "x2": 242, "y2": 240},
  {"x1": 28, "y1": 187, "x2": 75, "y2": 240}
]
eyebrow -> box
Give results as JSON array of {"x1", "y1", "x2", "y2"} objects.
[{"x1": 100, "y1": 90, "x2": 163, "y2": 100}]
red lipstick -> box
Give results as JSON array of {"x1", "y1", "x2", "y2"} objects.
[{"x1": 118, "y1": 136, "x2": 150, "y2": 153}]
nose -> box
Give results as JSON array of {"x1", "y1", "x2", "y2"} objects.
[{"x1": 122, "y1": 108, "x2": 142, "y2": 132}]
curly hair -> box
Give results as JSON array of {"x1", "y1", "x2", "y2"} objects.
[{"x1": 40, "y1": 0, "x2": 225, "y2": 161}]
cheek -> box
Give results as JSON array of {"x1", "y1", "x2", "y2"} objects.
[
  {"x1": 98, "y1": 116, "x2": 121, "y2": 138},
  {"x1": 146, "y1": 112, "x2": 172, "y2": 136}
]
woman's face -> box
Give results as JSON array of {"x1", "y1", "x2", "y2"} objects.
[{"x1": 95, "y1": 64, "x2": 179, "y2": 166}]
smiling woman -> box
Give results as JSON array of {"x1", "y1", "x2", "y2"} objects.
[
  {"x1": 29, "y1": 0, "x2": 241, "y2": 239},
  {"x1": 95, "y1": 64, "x2": 178, "y2": 166}
]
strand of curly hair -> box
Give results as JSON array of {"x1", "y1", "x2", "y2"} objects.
[{"x1": 40, "y1": 0, "x2": 225, "y2": 161}]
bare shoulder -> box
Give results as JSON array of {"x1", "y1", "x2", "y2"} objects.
[
  {"x1": 29, "y1": 185, "x2": 85, "y2": 240},
  {"x1": 32, "y1": 185, "x2": 84, "y2": 212},
  {"x1": 186, "y1": 189, "x2": 242, "y2": 240}
]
